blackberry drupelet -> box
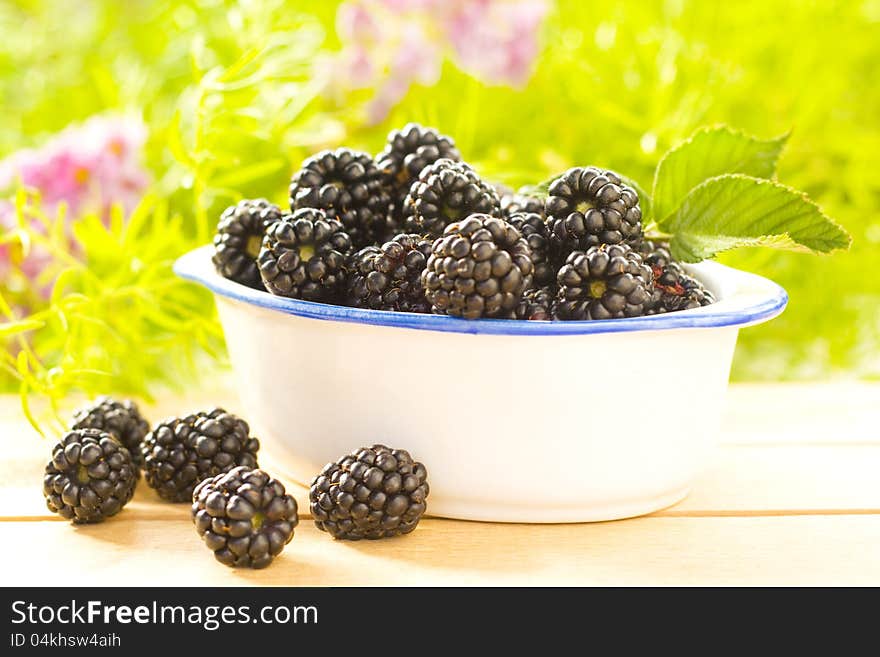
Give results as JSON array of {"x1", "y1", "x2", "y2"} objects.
[
  {"x1": 142, "y1": 408, "x2": 260, "y2": 503},
  {"x1": 546, "y1": 167, "x2": 643, "y2": 263},
  {"x1": 310, "y1": 444, "x2": 429, "y2": 540},
  {"x1": 43, "y1": 429, "x2": 137, "y2": 523},
  {"x1": 556, "y1": 243, "x2": 654, "y2": 320},
  {"x1": 421, "y1": 214, "x2": 534, "y2": 319},
  {"x1": 347, "y1": 233, "x2": 432, "y2": 312},
  {"x1": 212, "y1": 199, "x2": 284, "y2": 289},
  {"x1": 376, "y1": 123, "x2": 461, "y2": 203},
  {"x1": 501, "y1": 193, "x2": 545, "y2": 219},
  {"x1": 515, "y1": 286, "x2": 556, "y2": 321},
  {"x1": 192, "y1": 466, "x2": 298, "y2": 569},
  {"x1": 71, "y1": 397, "x2": 150, "y2": 468},
  {"x1": 506, "y1": 212, "x2": 553, "y2": 287},
  {"x1": 257, "y1": 208, "x2": 352, "y2": 302},
  {"x1": 289, "y1": 148, "x2": 393, "y2": 248},
  {"x1": 403, "y1": 159, "x2": 501, "y2": 238},
  {"x1": 640, "y1": 241, "x2": 716, "y2": 313}
]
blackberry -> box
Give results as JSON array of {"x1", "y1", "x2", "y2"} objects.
[
  {"x1": 43, "y1": 429, "x2": 137, "y2": 523},
  {"x1": 403, "y1": 159, "x2": 501, "y2": 238},
  {"x1": 71, "y1": 397, "x2": 150, "y2": 468},
  {"x1": 501, "y1": 193, "x2": 545, "y2": 219},
  {"x1": 310, "y1": 444, "x2": 429, "y2": 540},
  {"x1": 142, "y1": 408, "x2": 259, "y2": 503},
  {"x1": 556, "y1": 243, "x2": 654, "y2": 320},
  {"x1": 376, "y1": 123, "x2": 461, "y2": 203},
  {"x1": 213, "y1": 199, "x2": 284, "y2": 289},
  {"x1": 347, "y1": 233, "x2": 432, "y2": 313},
  {"x1": 546, "y1": 167, "x2": 643, "y2": 264},
  {"x1": 257, "y1": 208, "x2": 352, "y2": 302},
  {"x1": 422, "y1": 214, "x2": 534, "y2": 319},
  {"x1": 640, "y1": 241, "x2": 716, "y2": 314},
  {"x1": 493, "y1": 182, "x2": 516, "y2": 200},
  {"x1": 289, "y1": 148, "x2": 392, "y2": 248},
  {"x1": 192, "y1": 466, "x2": 298, "y2": 569},
  {"x1": 515, "y1": 286, "x2": 556, "y2": 321},
  {"x1": 506, "y1": 212, "x2": 553, "y2": 287}
]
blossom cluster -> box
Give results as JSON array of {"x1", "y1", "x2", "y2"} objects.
[
  {"x1": 331, "y1": 0, "x2": 549, "y2": 123},
  {"x1": 0, "y1": 115, "x2": 149, "y2": 301}
]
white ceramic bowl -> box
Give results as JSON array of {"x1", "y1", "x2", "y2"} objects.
[{"x1": 175, "y1": 245, "x2": 787, "y2": 523}]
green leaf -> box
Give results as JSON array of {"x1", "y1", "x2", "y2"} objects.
[
  {"x1": 0, "y1": 318, "x2": 45, "y2": 338},
  {"x1": 663, "y1": 174, "x2": 851, "y2": 262},
  {"x1": 653, "y1": 126, "x2": 788, "y2": 222},
  {"x1": 166, "y1": 111, "x2": 195, "y2": 170}
]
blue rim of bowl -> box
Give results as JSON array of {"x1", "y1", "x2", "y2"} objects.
[{"x1": 175, "y1": 245, "x2": 788, "y2": 336}]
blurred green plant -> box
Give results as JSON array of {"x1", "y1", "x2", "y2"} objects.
[
  {"x1": 1, "y1": 0, "x2": 878, "y2": 412},
  {"x1": 1, "y1": 2, "x2": 344, "y2": 429},
  {"x1": 0, "y1": 189, "x2": 221, "y2": 434}
]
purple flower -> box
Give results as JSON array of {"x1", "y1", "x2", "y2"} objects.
[{"x1": 329, "y1": 0, "x2": 549, "y2": 123}]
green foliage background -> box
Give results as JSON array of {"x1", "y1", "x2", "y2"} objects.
[{"x1": 1, "y1": 0, "x2": 878, "y2": 401}]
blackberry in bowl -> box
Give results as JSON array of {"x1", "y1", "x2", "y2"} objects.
[
  {"x1": 289, "y1": 148, "x2": 392, "y2": 248},
  {"x1": 545, "y1": 166, "x2": 643, "y2": 265},
  {"x1": 403, "y1": 159, "x2": 500, "y2": 238},
  {"x1": 376, "y1": 123, "x2": 461, "y2": 207}
]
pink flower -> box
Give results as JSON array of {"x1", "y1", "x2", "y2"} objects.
[
  {"x1": 443, "y1": 0, "x2": 547, "y2": 86},
  {"x1": 0, "y1": 115, "x2": 149, "y2": 217},
  {"x1": 329, "y1": 0, "x2": 549, "y2": 123},
  {"x1": 0, "y1": 115, "x2": 149, "y2": 300}
]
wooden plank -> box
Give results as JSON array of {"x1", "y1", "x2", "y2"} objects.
[
  {"x1": 667, "y1": 444, "x2": 880, "y2": 515},
  {"x1": 4, "y1": 382, "x2": 878, "y2": 451},
  {"x1": 4, "y1": 385, "x2": 879, "y2": 520},
  {"x1": 721, "y1": 383, "x2": 880, "y2": 445},
  {"x1": 3, "y1": 515, "x2": 879, "y2": 586},
  {"x1": 6, "y1": 443, "x2": 880, "y2": 520}
]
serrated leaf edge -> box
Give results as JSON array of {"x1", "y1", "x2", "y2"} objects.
[
  {"x1": 665, "y1": 173, "x2": 851, "y2": 260},
  {"x1": 651, "y1": 125, "x2": 790, "y2": 221}
]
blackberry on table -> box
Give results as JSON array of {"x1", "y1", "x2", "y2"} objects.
[
  {"x1": 421, "y1": 214, "x2": 534, "y2": 319},
  {"x1": 346, "y1": 233, "x2": 432, "y2": 313},
  {"x1": 556, "y1": 243, "x2": 654, "y2": 320},
  {"x1": 43, "y1": 429, "x2": 137, "y2": 523},
  {"x1": 546, "y1": 167, "x2": 643, "y2": 264},
  {"x1": 257, "y1": 208, "x2": 352, "y2": 302},
  {"x1": 515, "y1": 286, "x2": 556, "y2": 321},
  {"x1": 640, "y1": 240, "x2": 716, "y2": 313},
  {"x1": 71, "y1": 397, "x2": 150, "y2": 468},
  {"x1": 289, "y1": 148, "x2": 392, "y2": 248},
  {"x1": 310, "y1": 444, "x2": 429, "y2": 540},
  {"x1": 506, "y1": 211, "x2": 553, "y2": 287},
  {"x1": 403, "y1": 159, "x2": 501, "y2": 238},
  {"x1": 376, "y1": 123, "x2": 461, "y2": 203},
  {"x1": 142, "y1": 408, "x2": 259, "y2": 503},
  {"x1": 212, "y1": 199, "x2": 284, "y2": 289},
  {"x1": 192, "y1": 466, "x2": 298, "y2": 569}
]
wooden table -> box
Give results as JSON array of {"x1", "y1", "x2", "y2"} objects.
[{"x1": 2, "y1": 383, "x2": 878, "y2": 586}]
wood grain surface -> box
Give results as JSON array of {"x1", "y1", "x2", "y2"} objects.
[{"x1": 3, "y1": 383, "x2": 878, "y2": 586}]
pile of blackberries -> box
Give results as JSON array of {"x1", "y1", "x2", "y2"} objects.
[
  {"x1": 42, "y1": 397, "x2": 429, "y2": 569},
  {"x1": 213, "y1": 123, "x2": 714, "y2": 320}
]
